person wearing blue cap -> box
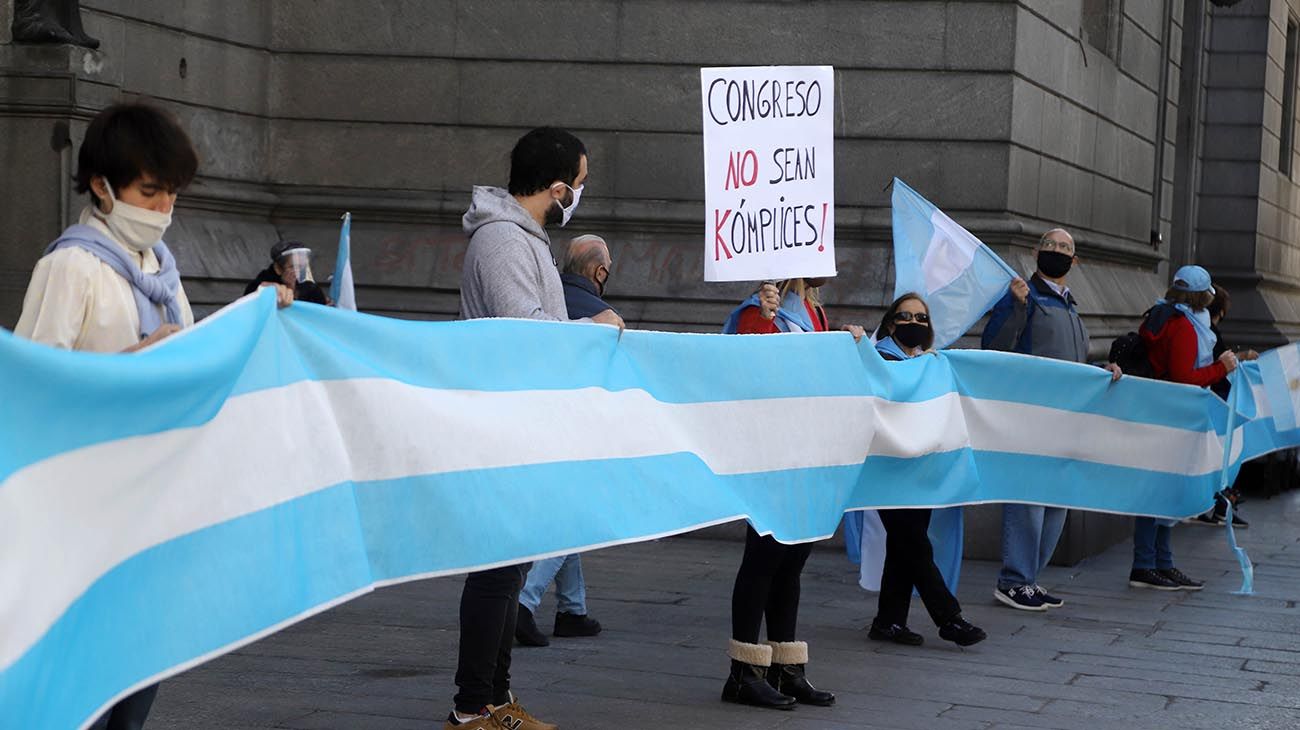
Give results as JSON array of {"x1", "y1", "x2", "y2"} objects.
[{"x1": 1127, "y1": 264, "x2": 1239, "y2": 590}]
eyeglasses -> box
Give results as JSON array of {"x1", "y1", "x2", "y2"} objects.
[
  {"x1": 1039, "y1": 238, "x2": 1075, "y2": 255},
  {"x1": 892, "y1": 311, "x2": 930, "y2": 324}
]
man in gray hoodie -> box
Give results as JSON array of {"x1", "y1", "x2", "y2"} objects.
[{"x1": 448, "y1": 127, "x2": 618, "y2": 730}]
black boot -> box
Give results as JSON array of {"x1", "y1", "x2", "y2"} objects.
[
  {"x1": 514, "y1": 605, "x2": 549, "y2": 647},
  {"x1": 720, "y1": 642, "x2": 796, "y2": 710},
  {"x1": 766, "y1": 641, "x2": 834, "y2": 706},
  {"x1": 766, "y1": 664, "x2": 835, "y2": 706}
]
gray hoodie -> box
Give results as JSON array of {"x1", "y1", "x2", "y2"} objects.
[{"x1": 459, "y1": 186, "x2": 570, "y2": 321}]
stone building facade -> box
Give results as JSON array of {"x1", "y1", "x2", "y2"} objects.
[{"x1": 2, "y1": 0, "x2": 1297, "y2": 560}]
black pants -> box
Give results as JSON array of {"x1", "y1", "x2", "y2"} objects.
[
  {"x1": 731, "y1": 526, "x2": 813, "y2": 645},
  {"x1": 88, "y1": 685, "x2": 158, "y2": 730},
  {"x1": 876, "y1": 508, "x2": 961, "y2": 627},
  {"x1": 454, "y1": 562, "x2": 530, "y2": 714}
]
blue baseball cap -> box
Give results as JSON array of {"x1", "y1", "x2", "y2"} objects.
[{"x1": 1172, "y1": 265, "x2": 1215, "y2": 295}]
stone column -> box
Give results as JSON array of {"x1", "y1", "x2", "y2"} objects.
[{"x1": 0, "y1": 38, "x2": 118, "y2": 326}]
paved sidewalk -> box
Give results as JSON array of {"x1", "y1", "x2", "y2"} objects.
[{"x1": 149, "y1": 491, "x2": 1300, "y2": 729}]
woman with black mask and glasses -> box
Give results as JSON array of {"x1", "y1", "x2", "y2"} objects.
[{"x1": 867, "y1": 293, "x2": 987, "y2": 648}]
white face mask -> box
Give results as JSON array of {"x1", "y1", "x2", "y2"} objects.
[
  {"x1": 97, "y1": 181, "x2": 173, "y2": 253},
  {"x1": 553, "y1": 183, "x2": 583, "y2": 227}
]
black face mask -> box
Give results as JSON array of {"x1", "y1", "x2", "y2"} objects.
[
  {"x1": 893, "y1": 323, "x2": 930, "y2": 349},
  {"x1": 1037, "y1": 250, "x2": 1073, "y2": 278}
]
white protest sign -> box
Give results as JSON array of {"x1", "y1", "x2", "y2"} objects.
[{"x1": 701, "y1": 65, "x2": 835, "y2": 282}]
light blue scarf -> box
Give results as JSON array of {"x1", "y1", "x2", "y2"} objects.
[
  {"x1": 1158, "y1": 299, "x2": 1217, "y2": 368},
  {"x1": 722, "y1": 291, "x2": 816, "y2": 334},
  {"x1": 46, "y1": 224, "x2": 183, "y2": 338},
  {"x1": 874, "y1": 336, "x2": 912, "y2": 361}
]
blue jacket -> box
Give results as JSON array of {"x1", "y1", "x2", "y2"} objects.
[
  {"x1": 561, "y1": 272, "x2": 616, "y2": 320},
  {"x1": 981, "y1": 274, "x2": 1089, "y2": 363}
]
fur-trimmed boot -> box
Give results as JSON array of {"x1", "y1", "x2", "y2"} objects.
[
  {"x1": 766, "y1": 641, "x2": 835, "y2": 707},
  {"x1": 721, "y1": 640, "x2": 796, "y2": 709}
]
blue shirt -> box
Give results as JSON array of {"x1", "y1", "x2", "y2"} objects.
[{"x1": 561, "y1": 272, "x2": 616, "y2": 320}]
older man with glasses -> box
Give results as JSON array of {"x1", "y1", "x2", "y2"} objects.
[{"x1": 980, "y1": 228, "x2": 1121, "y2": 612}]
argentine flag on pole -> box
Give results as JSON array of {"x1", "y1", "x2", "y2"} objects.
[
  {"x1": 891, "y1": 178, "x2": 1017, "y2": 348},
  {"x1": 330, "y1": 212, "x2": 357, "y2": 311}
]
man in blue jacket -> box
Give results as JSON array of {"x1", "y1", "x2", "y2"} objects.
[
  {"x1": 514, "y1": 235, "x2": 620, "y2": 647},
  {"x1": 982, "y1": 228, "x2": 1118, "y2": 611}
]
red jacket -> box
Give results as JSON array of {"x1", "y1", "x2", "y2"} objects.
[
  {"x1": 735, "y1": 300, "x2": 828, "y2": 334},
  {"x1": 1140, "y1": 310, "x2": 1226, "y2": 387}
]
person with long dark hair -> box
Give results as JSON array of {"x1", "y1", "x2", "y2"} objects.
[
  {"x1": 719, "y1": 278, "x2": 865, "y2": 711},
  {"x1": 866, "y1": 293, "x2": 987, "y2": 648}
]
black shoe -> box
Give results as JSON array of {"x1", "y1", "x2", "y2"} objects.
[
  {"x1": 1229, "y1": 512, "x2": 1250, "y2": 529},
  {"x1": 1193, "y1": 512, "x2": 1225, "y2": 526},
  {"x1": 767, "y1": 663, "x2": 835, "y2": 707},
  {"x1": 993, "y1": 585, "x2": 1047, "y2": 612},
  {"x1": 867, "y1": 621, "x2": 924, "y2": 646},
  {"x1": 514, "y1": 605, "x2": 550, "y2": 647},
  {"x1": 1032, "y1": 585, "x2": 1065, "y2": 608},
  {"x1": 1158, "y1": 567, "x2": 1205, "y2": 591},
  {"x1": 938, "y1": 616, "x2": 987, "y2": 647},
  {"x1": 722, "y1": 660, "x2": 796, "y2": 710},
  {"x1": 553, "y1": 611, "x2": 601, "y2": 637},
  {"x1": 1128, "y1": 568, "x2": 1180, "y2": 591}
]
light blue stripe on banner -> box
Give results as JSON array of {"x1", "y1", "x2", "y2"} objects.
[
  {"x1": 943, "y1": 349, "x2": 1229, "y2": 432},
  {"x1": 0, "y1": 292, "x2": 272, "y2": 484},
  {"x1": 2, "y1": 482, "x2": 372, "y2": 730},
  {"x1": 6, "y1": 443, "x2": 1217, "y2": 729},
  {"x1": 0, "y1": 293, "x2": 1230, "y2": 485}
]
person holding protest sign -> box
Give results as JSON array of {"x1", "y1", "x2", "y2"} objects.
[
  {"x1": 451, "y1": 127, "x2": 620, "y2": 730},
  {"x1": 719, "y1": 278, "x2": 864, "y2": 711},
  {"x1": 15, "y1": 102, "x2": 292, "y2": 730},
  {"x1": 1126, "y1": 266, "x2": 1236, "y2": 591},
  {"x1": 867, "y1": 293, "x2": 987, "y2": 648},
  {"x1": 981, "y1": 228, "x2": 1119, "y2": 611}
]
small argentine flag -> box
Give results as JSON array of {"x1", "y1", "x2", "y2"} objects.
[
  {"x1": 1257, "y1": 342, "x2": 1300, "y2": 433},
  {"x1": 890, "y1": 178, "x2": 1017, "y2": 349},
  {"x1": 330, "y1": 212, "x2": 357, "y2": 311}
]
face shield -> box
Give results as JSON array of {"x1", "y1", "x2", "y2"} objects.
[{"x1": 275, "y1": 247, "x2": 314, "y2": 285}]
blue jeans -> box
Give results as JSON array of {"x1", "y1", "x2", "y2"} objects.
[
  {"x1": 1132, "y1": 517, "x2": 1175, "y2": 570},
  {"x1": 998, "y1": 504, "x2": 1067, "y2": 589},
  {"x1": 519, "y1": 554, "x2": 587, "y2": 615}
]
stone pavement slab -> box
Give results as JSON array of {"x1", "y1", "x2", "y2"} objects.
[{"x1": 148, "y1": 491, "x2": 1300, "y2": 729}]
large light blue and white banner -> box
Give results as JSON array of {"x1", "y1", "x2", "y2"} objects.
[
  {"x1": 891, "y1": 178, "x2": 1018, "y2": 348},
  {"x1": 0, "y1": 290, "x2": 1248, "y2": 728}
]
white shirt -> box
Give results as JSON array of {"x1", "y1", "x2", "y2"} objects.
[
  {"x1": 14, "y1": 207, "x2": 194, "y2": 353},
  {"x1": 1040, "y1": 277, "x2": 1071, "y2": 302}
]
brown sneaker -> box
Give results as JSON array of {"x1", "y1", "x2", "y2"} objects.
[
  {"x1": 488, "y1": 698, "x2": 558, "y2": 730},
  {"x1": 442, "y1": 710, "x2": 506, "y2": 730}
]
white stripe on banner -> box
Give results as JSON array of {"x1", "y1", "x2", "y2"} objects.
[{"x1": 0, "y1": 378, "x2": 1223, "y2": 673}]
